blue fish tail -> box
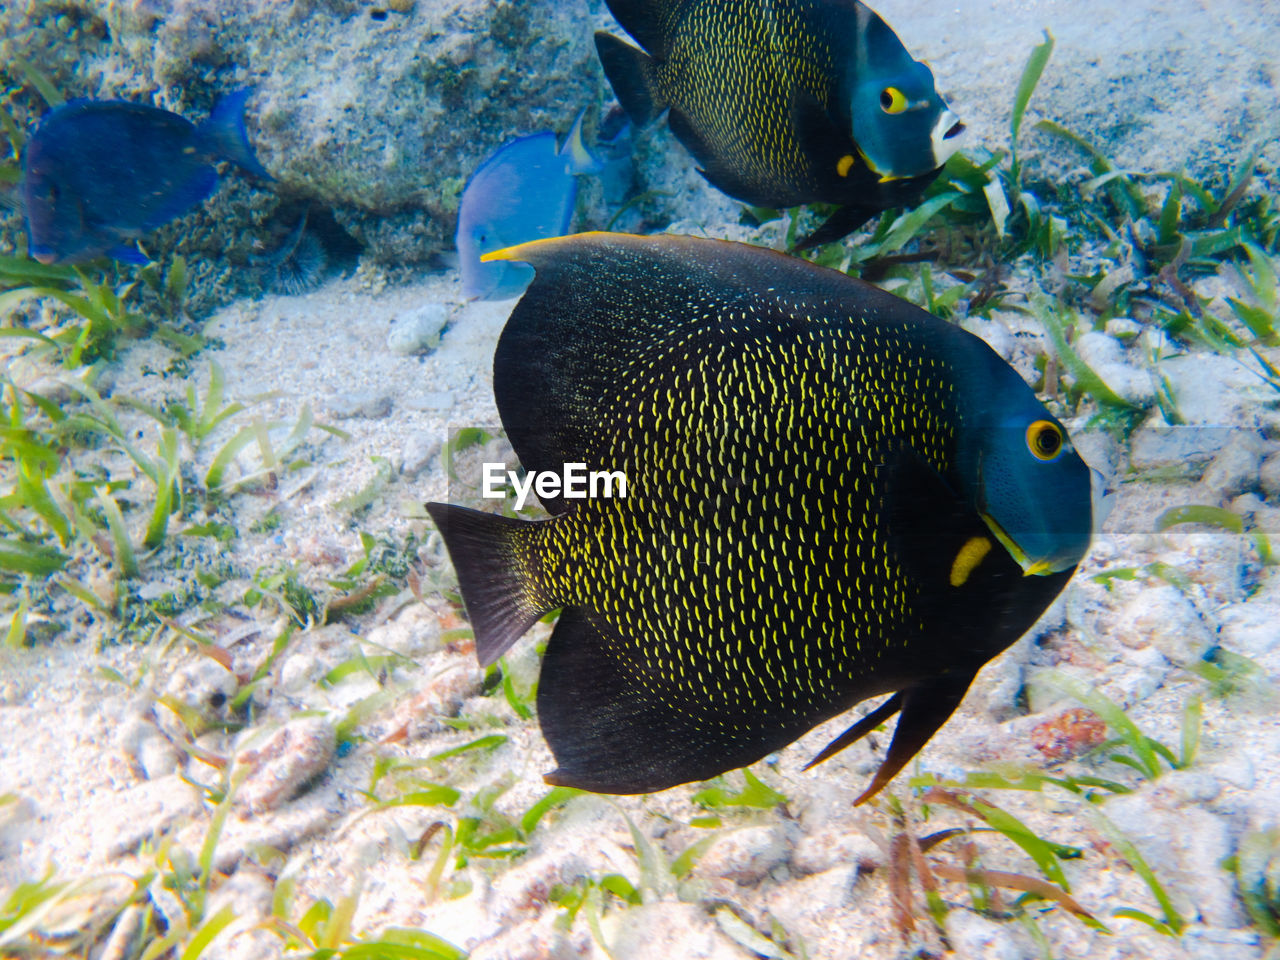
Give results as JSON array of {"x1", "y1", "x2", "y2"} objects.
[
  {"x1": 560, "y1": 109, "x2": 604, "y2": 176},
  {"x1": 198, "y1": 89, "x2": 272, "y2": 180},
  {"x1": 108, "y1": 244, "x2": 151, "y2": 265}
]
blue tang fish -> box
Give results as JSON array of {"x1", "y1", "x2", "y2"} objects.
[
  {"x1": 21, "y1": 89, "x2": 270, "y2": 265},
  {"x1": 456, "y1": 112, "x2": 602, "y2": 301}
]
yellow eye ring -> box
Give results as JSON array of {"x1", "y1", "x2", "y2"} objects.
[
  {"x1": 879, "y1": 86, "x2": 908, "y2": 114},
  {"x1": 1026, "y1": 420, "x2": 1063, "y2": 461}
]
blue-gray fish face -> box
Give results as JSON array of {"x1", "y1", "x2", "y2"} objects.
[
  {"x1": 847, "y1": 5, "x2": 964, "y2": 180},
  {"x1": 456, "y1": 131, "x2": 578, "y2": 301},
  {"x1": 957, "y1": 381, "x2": 1094, "y2": 576},
  {"x1": 21, "y1": 142, "x2": 90, "y2": 264}
]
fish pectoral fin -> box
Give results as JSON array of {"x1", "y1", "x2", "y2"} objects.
[
  {"x1": 882, "y1": 445, "x2": 991, "y2": 592},
  {"x1": 789, "y1": 89, "x2": 845, "y2": 170},
  {"x1": 854, "y1": 672, "x2": 976, "y2": 805},
  {"x1": 803, "y1": 692, "x2": 903, "y2": 770}
]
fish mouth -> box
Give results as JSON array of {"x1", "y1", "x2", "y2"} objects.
[
  {"x1": 975, "y1": 453, "x2": 1073, "y2": 577},
  {"x1": 930, "y1": 109, "x2": 965, "y2": 166},
  {"x1": 31, "y1": 250, "x2": 57, "y2": 265},
  {"x1": 979, "y1": 510, "x2": 1059, "y2": 577}
]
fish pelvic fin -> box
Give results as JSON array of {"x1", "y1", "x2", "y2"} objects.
[
  {"x1": 425, "y1": 503, "x2": 557, "y2": 667},
  {"x1": 793, "y1": 204, "x2": 878, "y2": 251},
  {"x1": 595, "y1": 32, "x2": 666, "y2": 128},
  {"x1": 198, "y1": 88, "x2": 273, "y2": 181},
  {"x1": 853, "y1": 672, "x2": 976, "y2": 805},
  {"x1": 803, "y1": 692, "x2": 904, "y2": 771}
]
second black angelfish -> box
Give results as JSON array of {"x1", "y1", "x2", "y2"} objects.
[{"x1": 595, "y1": 0, "x2": 965, "y2": 247}]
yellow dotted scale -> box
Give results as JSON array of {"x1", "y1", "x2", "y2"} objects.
[
  {"x1": 657, "y1": 0, "x2": 844, "y2": 205},
  {"x1": 526, "y1": 282, "x2": 959, "y2": 741}
]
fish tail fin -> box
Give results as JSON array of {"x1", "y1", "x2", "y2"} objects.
[
  {"x1": 561, "y1": 109, "x2": 604, "y2": 176},
  {"x1": 199, "y1": 88, "x2": 273, "y2": 181},
  {"x1": 594, "y1": 32, "x2": 666, "y2": 127},
  {"x1": 425, "y1": 502, "x2": 556, "y2": 666}
]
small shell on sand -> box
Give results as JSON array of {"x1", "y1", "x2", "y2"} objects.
[{"x1": 234, "y1": 716, "x2": 336, "y2": 815}]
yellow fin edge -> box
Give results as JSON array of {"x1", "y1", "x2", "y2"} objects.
[{"x1": 479, "y1": 231, "x2": 620, "y2": 265}]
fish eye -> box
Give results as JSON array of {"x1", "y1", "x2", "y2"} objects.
[
  {"x1": 879, "y1": 87, "x2": 908, "y2": 115},
  {"x1": 1026, "y1": 420, "x2": 1063, "y2": 461}
]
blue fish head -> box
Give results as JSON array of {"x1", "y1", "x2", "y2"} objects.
[
  {"x1": 21, "y1": 152, "x2": 95, "y2": 265},
  {"x1": 458, "y1": 216, "x2": 536, "y2": 301},
  {"x1": 455, "y1": 131, "x2": 577, "y2": 301},
  {"x1": 953, "y1": 350, "x2": 1093, "y2": 577},
  {"x1": 970, "y1": 413, "x2": 1094, "y2": 576},
  {"x1": 847, "y1": 7, "x2": 964, "y2": 181}
]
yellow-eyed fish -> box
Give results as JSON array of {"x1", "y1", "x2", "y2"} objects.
[
  {"x1": 427, "y1": 232, "x2": 1092, "y2": 802},
  {"x1": 21, "y1": 90, "x2": 270, "y2": 265},
  {"x1": 456, "y1": 111, "x2": 603, "y2": 301},
  {"x1": 595, "y1": 0, "x2": 965, "y2": 248}
]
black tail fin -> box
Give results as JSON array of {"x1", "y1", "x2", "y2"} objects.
[
  {"x1": 595, "y1": 32, "x2": 666, "y2": 127},
  {"x1": 425, "y1": 503, "x2": 554, "y2": 666}
]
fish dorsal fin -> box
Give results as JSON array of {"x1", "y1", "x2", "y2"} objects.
[
  {"x1": 601, "y1": 0, "x2": 683, "y2": 57},
  {"x1": 487, "y1": 232, "x2": 903, "y2": 514}
]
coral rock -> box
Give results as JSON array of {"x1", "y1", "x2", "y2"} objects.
[{"x1": 1030, "y1": 707, "x2": 1107, "y2": 762}]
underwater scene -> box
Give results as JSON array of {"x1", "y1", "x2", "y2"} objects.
[{"x1": 1, "y1": 0, "x2": 1279, "y2": 957}]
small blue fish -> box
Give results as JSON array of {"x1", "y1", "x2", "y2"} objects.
[
  {"x1": 456, "y1": 112, "x2": 602, "y2": 301},
  {"x1": 21, "y1": 89, "x2": 270, "y2": 265}
]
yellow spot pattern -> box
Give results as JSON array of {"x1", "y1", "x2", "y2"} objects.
[
  {"x1": 655, "y1": 0, "x2": 848, "y2": 205},
  {"x1": 525, "y1": 281, "x2": 962, "y2": 745}
]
